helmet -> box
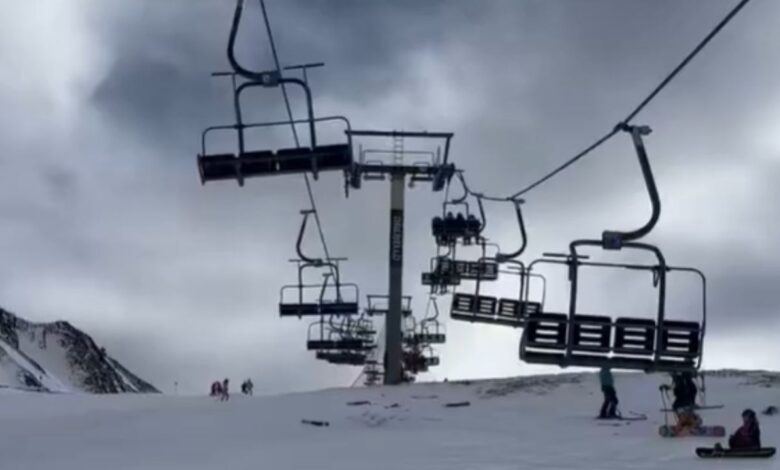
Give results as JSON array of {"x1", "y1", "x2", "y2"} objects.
[{"x1": 742, "y1": 409, "x2": 756, "y2": 420}]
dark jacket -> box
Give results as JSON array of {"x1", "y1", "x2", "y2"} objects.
[{"x1": 729, "y1": 422, "x2": 761, "y2": 449}]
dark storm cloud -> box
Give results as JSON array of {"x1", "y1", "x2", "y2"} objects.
[{"x1": 1, "y1": 0, "x2": 778, "y2": 392}]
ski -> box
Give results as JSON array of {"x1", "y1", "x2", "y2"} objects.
[
  {"x1": 301, "y1": 419, "x2": 330, "y2": 427},
  {"x1": 696, "y1": 447, "x2": 776, "y2": 459},
  {"x1": 596, "y1": 415, "x2": 647, "y2": 422},
  {"x1": 659, "y1": 424, "x2": 725, "y2": 438},
  {"x1": 596, "y1": 410, "x2": 647, "y2": 421}
]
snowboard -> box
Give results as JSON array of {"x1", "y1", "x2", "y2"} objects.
[
  {"x1": 658, "y1": 425, "x2": 725, "y2": 438},
  {"x1": 696, "y1": 447, "x2": 775, "y2": 459}
]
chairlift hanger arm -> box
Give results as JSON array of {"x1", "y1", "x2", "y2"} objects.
[
  {"x1": 228, "y1": 1, "x2": 317, "y2": 148},
  {"x1": 602, "y1": 124, "x2": 660, "y2": 247},
  {"x1": 447, "y1": 172, "x2": 469, "y2": 205},
  {"x1": 496, "y1": 199, "x2": 527, "y2": 262},
  {"x1": 296, "y1": 210, "x2": 322, "y2": 265}
]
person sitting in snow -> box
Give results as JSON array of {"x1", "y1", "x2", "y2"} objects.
[
  {"x1": 598, "y1": 367, "x2": 619, "y2": 419},
  {"x1": 727, "y1": 409, "x2": 761, "y2": 450}
]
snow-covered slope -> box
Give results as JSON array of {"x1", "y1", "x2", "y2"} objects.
[
  {"x1": 0, "y1": 371, "x2": 777, "y2": 469},
  {"x1": 0, "y1": 308, "x2": 158, "y2": 393}
]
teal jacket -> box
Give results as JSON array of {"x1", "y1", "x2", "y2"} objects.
[{"x1": 599, "y1": 368, "x2": 614, "y2": 388}]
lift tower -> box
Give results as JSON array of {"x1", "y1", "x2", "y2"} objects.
[{"x1": 346, "y1": 130, "x2": 454, "y2": 384}]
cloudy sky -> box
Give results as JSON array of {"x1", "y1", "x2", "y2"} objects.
[{"x1": 1, "y1": 0, "x2": 778, "y2": 395}]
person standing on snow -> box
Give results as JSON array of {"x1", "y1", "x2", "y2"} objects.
[
  {"x1": 599, "y1": 367, "x2": 619, "y2": 419},
  {"x1": 671, "y1": 372, "x2": 698, "y2": 411},
  {"x1": 220, "y1": 378, "x2": 230, "y2": 402}
]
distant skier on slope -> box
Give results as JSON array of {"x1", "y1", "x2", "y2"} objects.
[
  {"x1": 727, "y1": 409, "x2": 762, "y2": 450},
  {"x1": 210, "y1": 381, "x2": 222, "y2": 397},
  {"x1": 220, "y1": 378, "x2": 230, "y2": 402},
  {"x1": 241, "y1": 379, "x2": 254, "y2": 396},
  {"x1": 598, "y1": 367, "x2": 619, "y2": 419}
]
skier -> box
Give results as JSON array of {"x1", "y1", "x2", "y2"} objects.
[
  {"x1": 598, "y1": 367, "x2": 619, "y2": 419},
  {"x1": 727, "y1": 409, "x2": 761, "y2": 450},
  {"x1": 210, "y1": 380, "x2": 222, "y2": 397},
  {"x1": 220, "y1": 378, "x2": 230, "y2": 402}
]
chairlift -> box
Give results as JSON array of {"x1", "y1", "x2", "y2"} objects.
[
  {"x1": 316, "y1": 350, "x2": 368, "y2": 365},
  {"x1": 197, "y1": 2, "x2": 354, "y2": 185},
  {"x1": 519, "y1": 124, "x2": 706, "y2": 373},
  {"x1": 432, "y1": 173, "x2": 486, "y2": 246},
  {"x1": 413, "y1": 297, "x2": 447, "y2": 345},
  {"x1": 279, "y1": 211, "x2": 359, "y2": 317},
  {"x1": 450, "y1": 261, "x2": 546, "y2": 328},
  {"x1": 449, "y1": 200, "x2": 544, "y2": 327},
  {"x1": 305, "y1": 318, "x2": 375, "y2": 351}
]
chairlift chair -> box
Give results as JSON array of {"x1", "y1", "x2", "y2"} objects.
[
  {"x1": 279, "y1": 211, "x2": 359, "y2": 318},
  {"x1": 519, "y1": 124, "x2": 706, "y2": 373},
  {"x1": 450, "y1": 261, "x2": 546, "y2": 328},
  {"x1": 413, "y1": 297, "x2": 447, "y2": 345},
  {"x1": 448, "y1": 199, "x2": 544, "y2": 327},
  {"x1": 197, "y1": 1, "x2": 354, "y2": 185}
]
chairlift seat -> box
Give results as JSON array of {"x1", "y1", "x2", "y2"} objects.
[
  {"x1": 414, "y1": 333, "x2": 446, "y2": 344},
  {"x1": 316, "y1": 351, "x2": 367, "y2": 365},
  {"x1": 240, "y1": 150, "x2": 276, "y2": 175},
  {"x1": 451, "y1": 293, "x2": 476, "y2": 316},
  {"x1": 571, "y1": 315, "x2": 612, "y2": 353},
  {"x1": 659, "y1": 320, "x2": 701, "y2": 358},
  {"x1": 307, "y1": 339, "x2": 366, "y2": 351},
  {"x1": 424, "y1": 356, "x2": 441, "y2": 367},
  {"x1": 198, "y1": 153, "x2": 239, "y2": 184},
  {"x1": 279, "y1": 302, "x2": 320, "y2": 317},
  {"x1": 497, "y1": 299, "x2": 522, "y2": 320},
  {"x1": 524, "y1": 313, "x2": 567, "y2": 350},
  {"x1": 319, "y1": 301, "x2": 359, "y2": 316},
  {"x1": 523, "y1": 302, "x2": 542, "y2": 316},
  {"x1": 614, "y1": 317, "x2": 655, "y2": 355}
]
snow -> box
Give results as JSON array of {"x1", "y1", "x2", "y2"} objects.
[
  {"x1": 0, "y1": 371, "x2": 777, "y2": 469},
  {"x1": 0, "y1": 337, "x2": 70, "y2": 392},
  {"x1": 15, "y1": 329, "x2": 75, "y2": 392}
]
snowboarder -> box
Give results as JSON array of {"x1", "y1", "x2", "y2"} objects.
[
  {"x1": 599, "y1": 367, "x2": 619, "y2": 419},
  {"x1": 220, "y1": 378, "x2": 230, "y2": 402},
  {"x1": 726, "y1": 409, "x2": 761, "y2": 450}
]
